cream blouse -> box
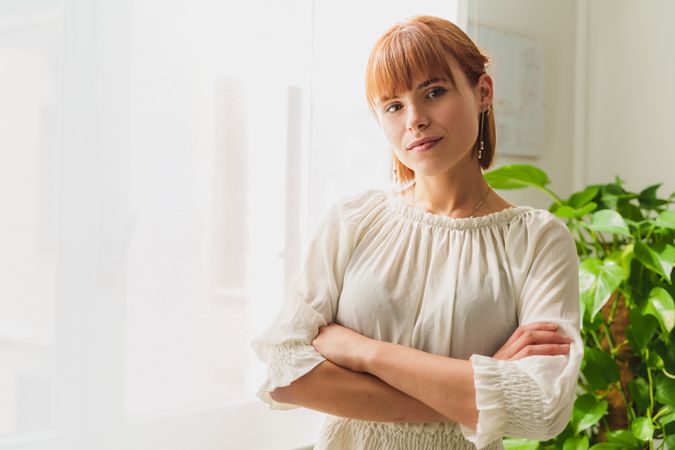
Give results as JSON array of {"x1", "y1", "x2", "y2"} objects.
[{"x1": 251, "y1": 187, "x2": 583, "y2": 450}]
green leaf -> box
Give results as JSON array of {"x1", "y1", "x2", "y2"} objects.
[
  {"x1": 630, "y1": 416, "x2": 654, "y2": 441},
  {"x1": 563, "y1": 435, "x2": 589, "y2": 450},
  {"x1": 641, "y1": 183, "x2": 661, "y2": 194},
  {"x1": 503, "y1": 438, "x2": 540, "y2": 450},
  {"x1": 605, "y1": 251, "x2": 630, "y2": 281},
  {"x1": 627, "y1": 303, "x2": 659, "y2": 352},
  {"x1": 582, "y1": 347, "x2": 621, "y2": 390},
  {"x1": 619, "y1": 244, "x2": 635, "y2": 285},
  {"x1": 578, "y1": 202, "x2": 599, "y2": 217},
  {"x1": 572, "y1": 394, "x2": 608, "y2": 434},
  {"x1": 600, "y1": 182, "x2": 632, "y2": 209},
  {"x1": 588, "y1": 444, "x2": 625, "y2": 449},
  {"x1": 579, "y1": 258, "x2": 624, "y2": 321},
  {"x1": 643, "y1": 287, "x2": 675, "y2": 336},
  {"x1": 628, "y1": 377, "x2": 651, "y2": 414},
  {"x1": 587, "y1": 210, "x2": 631, "y2": 236},
  {"x1": 657, "y1": 405, "x2": 675, "y2": 426},
  {"x1": 654, "y1": 339, "x2": 675, "y2": 374},
  {"x1": 634, "y1": 241, "x2": 675, "y2": 284},
  {"x1": 618, "y1": 202, "x2": 645, "y2": 223},
  {"x1": 484, "y1": 164, "x2": 550, "y2": 190},
  {"x1": 607, "y1": 429, "x2": 640, "y2": 448},
  {"x1": 553, "y1": 204, "x2": 577, "y2": 218},
  {"x1": 655, "y1": 373, "x2": 675, "y2": 406},
  {"x1": 662, "y1": 411, "x2": 675, "y2": 426},
  {"x1": 553, "y1": 203, "x2": 598, "y2": 219},
  {"x1": 569, "y1": 186, "x2": 600, "y2": 209},
  {"x1": 647, "y1": 349, "x2": 665, "y2": 369},
  {"x1": 639, "y1": 183, "x2": 662, "y2": 207},
  {"x1": 664, "y1": 434, "x2": 675, "y2": 450},
  {"x1": 654, "y1": 210, "x2": 675, "y2": 230}
]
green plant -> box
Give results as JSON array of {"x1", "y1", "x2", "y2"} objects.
[{"x1": 484, "y1": 164, "x2": 675, "y2": 450}]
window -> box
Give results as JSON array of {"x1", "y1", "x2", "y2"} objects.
[{"x1": 0, "y1": 1, "x2": 462, "y2": 448}]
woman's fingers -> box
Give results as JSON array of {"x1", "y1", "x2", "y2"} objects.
[
  {"x1": 499, "y1": 322, "x2": 559, "y2": 350},
  {"x1": 493, "y1": 322, "x2": 573, "y2": 360},
  {"x1": 505, "y1": 330, "x2": 572, "y2": 359},
  {"x1": 510, "y1": 343, "x2": 571, "y2": 360},
  {"x1": 513, "y1": 330, "x2": 572, "y2": 348}
]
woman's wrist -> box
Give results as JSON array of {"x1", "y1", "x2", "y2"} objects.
[{"x1": 361, "y1": 339, "x2": 388, "y2": 374}]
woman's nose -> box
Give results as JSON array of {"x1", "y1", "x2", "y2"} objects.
[{"x1": 406, "y1": 105, "x2": 429, "y2": 131}]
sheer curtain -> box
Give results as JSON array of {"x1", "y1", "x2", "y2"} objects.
[{"x1": 0, "y1": 1, "x2": 461, "y2": 449}]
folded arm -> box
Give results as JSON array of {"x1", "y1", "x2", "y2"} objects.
[
  {"x1": 363, "y1": 340, "x2": 479, "y2": 428},
  {"x1": 271, "y1": 359, "x2": 450, "y2": 423},
  {"x1": 307, "y1": 321, "x2": 574, "y2": 432}
]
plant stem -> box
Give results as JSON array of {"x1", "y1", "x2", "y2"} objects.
[
  {"x1": 579, "y1": 222, "x2": 597, "y2": 256},
  {"x1": 615, "y1": 379, "x2": 634, "y2": 423},
  {"x1": 653, "y1": 406, "x2": 671, "y2": 421},
  {"x1": 613, "y1": 339, "x2": 629, "y2": 354},
  {"x1": 602, "y1": 322, "x2": 615, "y2": 354},
  {"x1": 589, "y1": 329, "x2": 604, "y2": 350},
  {"x1": 571, "y1": 221, "x2": 590, "y2": 257},
  {"x1": 536, "y1": 185, "x2": 563, "y2": 204},
  {"x1": 608, "y1": 293, "x2": 619, "y2": 325},
  {"x1": 588, "y1": 228, "x2": 608, "y2": 258},
  {"x1": 646, "y1": 348, "x2": 655, "y2": 419},
  {"x1": 645, "y1": 224, "x2": 655, "y2": 242}
]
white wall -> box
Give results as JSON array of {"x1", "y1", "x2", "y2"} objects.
[
  {"x1": 586, "y1": 0, "x2": 675, "y2": 198},
  {"x1": 471, "y1": 0, "x2": 675, "y2": 205},
  {"x1": 0, "y1": 1, "x2": 467, "y2": 449},
  {"x1": 468, "y1": 0, "x2": 578, "y2": 208}
]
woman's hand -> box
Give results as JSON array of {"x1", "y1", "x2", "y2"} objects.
[
  {"x1": 492, "y1": 322, "x2": 573, "y2": 360},
  {"x1": 312, "y1": 323, "x2": 376, "y2": 373}
]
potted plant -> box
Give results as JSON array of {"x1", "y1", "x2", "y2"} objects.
[{"x1": 483, "y1": 164, "x2": 675, "y2": 450}]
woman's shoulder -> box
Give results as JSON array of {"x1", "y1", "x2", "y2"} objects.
[
  {"x1": 521, "y1": 206, "x2": 571, "y2": 232},
  {"x1": 335, "y1": 187, "x2": 391, "y2": 206},
  {"x1": 506, "y1": 206, "x2": 576, "y2": 255},
  {"x1": 328, "y1": 187, "x2": 393, "y2": 224},
  {"x1": 328, "y1": 186, "x2": 571, "y2": 237}
]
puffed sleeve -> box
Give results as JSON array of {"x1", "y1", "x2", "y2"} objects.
[
  {"x1": 459, "y1": 211, "x2": 583, "y2": 449},
  {"x1": 250, "y1": 190, "x2": 380, "y2": 410}
]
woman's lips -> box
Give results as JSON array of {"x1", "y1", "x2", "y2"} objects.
[{"x1": 408, "y1": 137, "x2": 442, "y2": 152}]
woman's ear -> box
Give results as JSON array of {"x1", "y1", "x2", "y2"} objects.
[{"x1": 477, "y1": 73, "x2": 494, "y2": 109}]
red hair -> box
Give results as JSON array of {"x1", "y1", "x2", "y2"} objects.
[{"x1": 365, "y1": 15, "x2": 496, "y2": 183}]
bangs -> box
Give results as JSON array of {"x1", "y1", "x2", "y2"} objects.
[{"x1": 366, "y1": 26, "x2": 458, "y2": 111}]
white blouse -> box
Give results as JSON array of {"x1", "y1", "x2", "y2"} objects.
[{"x1": 251, "y1": 187, "x2": 583, "y2": 450}]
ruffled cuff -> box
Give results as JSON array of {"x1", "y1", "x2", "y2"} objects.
[
  {"x1": 251, "y1": 340, "x2": 326, "y2": 410},
  {"x1": 459, "y1": 354, "x2": 547, "y2": 449}
]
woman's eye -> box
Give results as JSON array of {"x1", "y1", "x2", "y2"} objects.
[
  {"x1": 427, "y1": 87, "x2": 447, "y2": 98},
  {"x1": 385, "y1": 103, "x2": 402, "y2": 113}
]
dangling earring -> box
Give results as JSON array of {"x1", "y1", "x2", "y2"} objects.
[{"x1": 478, "y1": 105, "x2": 490, "y2": 161}]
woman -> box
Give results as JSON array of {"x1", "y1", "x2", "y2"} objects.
[{"x1": 251, "y1": 15, "x2": 582, "y2": 450}]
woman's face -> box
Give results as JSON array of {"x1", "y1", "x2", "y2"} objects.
[{"x1": 375, "y1": 58, "x2": 491, "y2": 178}]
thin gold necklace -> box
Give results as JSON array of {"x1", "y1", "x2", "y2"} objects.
[{"x1": 412, "y1": 184, "x2": 493, "y2": 218}]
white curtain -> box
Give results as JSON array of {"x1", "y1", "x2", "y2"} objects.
[{"x1": 0, "y1": 1, "x2": 460, "y2": 449}]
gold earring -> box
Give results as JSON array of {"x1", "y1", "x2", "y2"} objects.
[{"x1": 478, "y1": 108, "x2": 486, "y2": 161}]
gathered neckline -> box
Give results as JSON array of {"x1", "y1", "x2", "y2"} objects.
[{"x1": 384, "y1": 189, "x2": 534, "y2": 230}]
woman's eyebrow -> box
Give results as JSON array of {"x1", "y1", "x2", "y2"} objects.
[
  {"x1": 416, "y1": 77, "x2": 447, "y2": 90},
  {"x1": 379, "y1": 77, "x2": 448, "y2": 104}
]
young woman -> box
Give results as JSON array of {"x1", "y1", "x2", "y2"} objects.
[{"x1": 251, "y1": 15, "x2": 582, "y2": 450}]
